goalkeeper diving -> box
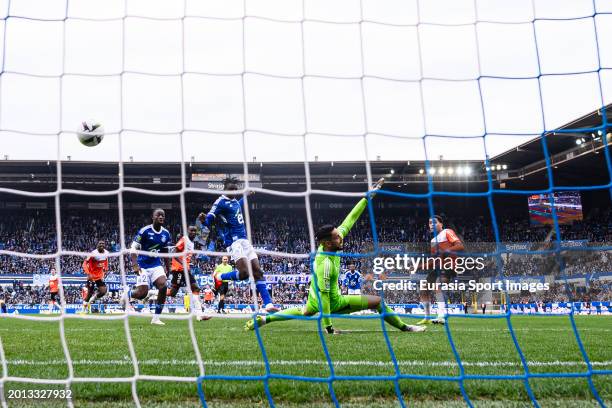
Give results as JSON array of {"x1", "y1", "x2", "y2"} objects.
[{"x1": 246, "y1": 178, "x2": 425, "y2": 334}]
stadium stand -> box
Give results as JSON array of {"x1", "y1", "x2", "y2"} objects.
[
  {"x1": 1, "y1": 208, "x2": 611, "y2": 274},
  {"x1": 1, "y1": 205, "x2": 610, "y2": 308}
]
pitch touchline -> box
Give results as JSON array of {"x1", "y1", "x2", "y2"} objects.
[{"x1": 5, "y1": 359, "x2": 612, "y2": 367}]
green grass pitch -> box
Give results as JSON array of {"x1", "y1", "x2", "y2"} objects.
[{"x1": 0, "y1": 315, "x2": 610, "y2": 407}]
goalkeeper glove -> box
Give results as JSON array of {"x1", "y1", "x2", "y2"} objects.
[{"x1": 369, "y1": 177, "x2": 385, "y2": 198}]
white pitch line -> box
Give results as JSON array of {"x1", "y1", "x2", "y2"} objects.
[
  {"x1": 1, "y1": 327, "x2": 610, "y2": 333},
  {"x1": 3, "y1": 359, "x2": 612, "y2": 368}
]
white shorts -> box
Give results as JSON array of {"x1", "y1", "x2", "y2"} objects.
[
  {"x1": 227, "y1": 239, "x2": 258, "y2": 262},
  {"x1": 135, "y1": 265, "x2": 166, "y2": 288},
  {"x1": 348, "y1": 288, "x2": 361, "y2": 295}
]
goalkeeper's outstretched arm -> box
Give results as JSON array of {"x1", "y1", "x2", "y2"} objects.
[{"x1": 337, "y1": 177, "x2": 385, "y2": 238}]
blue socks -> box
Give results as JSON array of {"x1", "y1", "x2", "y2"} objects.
[
  {"x1": 220, "y1": 270, "x2": 239, "y2": 281},
  {"x1": 155, "y1": 304, "x2": 163, "y2": 315},
  {"x1": 256, "y1": 280, "x2": 273, "y2": 305}
]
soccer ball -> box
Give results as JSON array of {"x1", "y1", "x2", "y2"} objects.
[{"x1": 77, "y1": 120, "x2": 104, "y2": 147}]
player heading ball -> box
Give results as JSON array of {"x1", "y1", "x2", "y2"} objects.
[{"x1": 198, "y1": 177, "x2": 278, "y2": 313}]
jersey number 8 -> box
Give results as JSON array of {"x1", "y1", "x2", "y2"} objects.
[{"x1": 236, "y1": 210, "x2": 244, "y2": 225}]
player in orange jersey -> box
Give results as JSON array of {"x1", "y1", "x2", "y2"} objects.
[
  {"x1": 47, "y1": 268, "x2": 60, "y2": 313},
  {"x1": 203, "y1": 286, "x2": 215, "y2": 306},
  {"x1": 418, "y1": 215, "x2": 465, "y2": 325},
  {"x1": 82, "y1": 240, "x2": 109, "y2": 312},
  {"x1": 167, "y1": 226, "x2": 209, "y2": 321}
]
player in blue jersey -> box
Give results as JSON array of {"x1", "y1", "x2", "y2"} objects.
[
  {"x1": 124, "y1": 208, "x2": 173, "y2": 325},
  {"x1": 198, "y1": 177, "x2": 279, "y2": 313},
  {"x1": 343, "y1": 263, "x2": 363, "y2": 295}
]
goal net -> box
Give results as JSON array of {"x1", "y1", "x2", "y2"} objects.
[{"x1": 0, "y1": 0, "x2": 610, "y2": 407}]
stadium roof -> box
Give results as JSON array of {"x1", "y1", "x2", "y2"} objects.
[{"x1": 0, "y1": 105, "x2": 609, "y2": 193}]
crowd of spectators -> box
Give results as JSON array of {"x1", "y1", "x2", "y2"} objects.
[
  {"x1": 1, "y1": 206, "x2": 611, "y2": 307},
  {"x1": 508, "y1": 278, "x2": 611, "y2": 304},
  {"x1": 0, "y1": 282, "x2": 81, "y2": 305},
  {"x1": 2, "y1": 207, "x2": 611, "y2": 276}
]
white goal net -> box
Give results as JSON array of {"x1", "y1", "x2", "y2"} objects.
[{"x1": 0, "y1": 0, "x2": 610, "y2": 407}]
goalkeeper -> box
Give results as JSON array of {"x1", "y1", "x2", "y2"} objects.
[{"x1": 246, "y1": 178, "x2": 425, "y2": 334}]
